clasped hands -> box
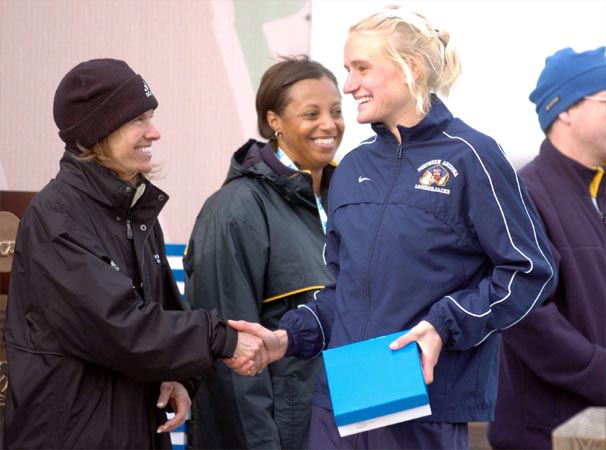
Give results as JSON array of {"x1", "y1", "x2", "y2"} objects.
[
  {"x1": 222, "y1": 320, "x2": 288, "y2": 377},
  {"x1": 221, "y1": 319, "x2": 443, "y2": 383},
  {"x1": 154, "y1": 321, "x2": 281, "y2": 432}
]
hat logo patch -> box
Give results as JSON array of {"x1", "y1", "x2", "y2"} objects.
[
  {"x1": 143, "y1": 80, "x2": 153, "y2": 98},
  {"x1": 545, "y1": 95, "x2": 560, "y2": 112},
  {"x1": 414, "y1": 159, "x2": 458, "y2": 195}
]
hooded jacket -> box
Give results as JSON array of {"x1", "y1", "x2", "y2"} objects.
[
  {"x1": 3, "y1": 151, "x2": 236, "y2": 449},
  {"x1": 280, "y1": 97, "x2": 557, "y2": 424},
  {"x1": 489, "y1": 139, "x2": 606, "y2": 449},
  {"x1": 184, "y1": 139, "x2": 336, "y2": 449}
]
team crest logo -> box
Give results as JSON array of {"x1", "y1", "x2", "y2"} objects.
[
  {"x1": 414, "y1": 159, "x2": 458, "y2": 195},
  {"x1": 419, "y1": 164, "x2": 449, "y2": 187}
]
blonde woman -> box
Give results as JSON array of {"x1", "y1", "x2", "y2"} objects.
[{"x1": 231, "y1": 9, "x2": 556, "y2": 450}]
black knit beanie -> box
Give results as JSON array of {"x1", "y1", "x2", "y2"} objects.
[{"x1": 53, "y1": 58, "x2": 159, "y2": 150}]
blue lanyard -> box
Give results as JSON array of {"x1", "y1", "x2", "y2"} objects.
[{"x1": 275, "y1": 147, "x2": 327, "y2": 234}]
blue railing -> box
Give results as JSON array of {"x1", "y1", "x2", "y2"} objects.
[{"x1": 165, "y1": 243, "x2": 188, "y2": 450}]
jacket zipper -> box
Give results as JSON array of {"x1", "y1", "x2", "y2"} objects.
[
  {"x1": 359, "y1": 142, "x2": 403, "y2": 341},
  {"x1": 126, "y1": 217, "x2": 144, "y2": 298}
]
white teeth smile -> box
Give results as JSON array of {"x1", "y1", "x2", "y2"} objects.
[
  {"x1": 313, "y1": 138, "x2": 336, "y2": 145},
  {"x1": 137, "y1": 147, "x2": 152, "y2": 154},
  {"x1": 356, "y1": 96, "x2": 372, "y2": 105}
]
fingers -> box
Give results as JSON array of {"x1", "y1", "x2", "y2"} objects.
[
  {"x1": 389, "y1": 332, "x2": 415, "y2": 350},
  {"x1": 224, "y1": 321, "x2": 289, "y2": 376},
  {"x1": 159, "y1": 416, "x2": 177, "y2": 434},
  {"x1": 235, "y1": 331, "x2": 268, "y2": 364},
  {"x1": 388, "y1": 321, "x2": 443, "y2": 385},
  {"x1": 224, "y1": 356, "x2": 250, "y2": 371},
  {"x1": 420, "y1": 352, "x2": 436, "y2": 385},
  {"x1": 228, "y1": 319, "x2": 256, "y2": 333},
  {"x1": 159, "y1": 409, "x2": 187, "y2": 433},
  {"x1": 228, "y1": 320, "x2": 269, "y2": 339},
  {"x1": 224, "y1": 356, "x2": 256, "y2": 377},
  {"x1": 230, "y1": 331, "x2": 270, "y2": 375},
  {"x1": 156, "y1": 381, "x2": 173, "y2": 410},
  {"x1": 156, "y1": 382, "x2": 191, "y2": 433},
  {"x1": 391, "y1": 332, "x2": 434, "y2": 384}
]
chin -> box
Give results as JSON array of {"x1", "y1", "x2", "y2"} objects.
[{"x1": 356, "y1": 112, "x2": 374, "y2": 124}]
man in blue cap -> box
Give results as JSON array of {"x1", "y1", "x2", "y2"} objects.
[{"x1": 488, "y1": 46, "x2": 606, "y2": 449}]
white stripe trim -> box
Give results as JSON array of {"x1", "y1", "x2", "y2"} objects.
[
  {"x1": 444, "y1": 295, "x2": 490, "y2": 318},
  {"x1": 496, "y1": 140, "x2": 554, "y2": 319},
  {"x1": 442, "y1": 132, "x2": 555, "y2": 346},
  {"x1": 359, "y1": 135, "x2": 377, "y2": 146}
]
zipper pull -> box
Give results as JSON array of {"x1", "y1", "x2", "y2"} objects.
[
  {"x1": 126, "y1": 219, "x2": 133, "y2": 240},
  {"x1": 397, "y1": 144, "x2": 403, "y2": 159}
]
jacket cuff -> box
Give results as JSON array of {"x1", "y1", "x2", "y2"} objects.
[
  {"x1": 222, "y1": 325, "x2": 238, "y2": 358},
  {"x1": 424, "y1": 307, "x2": 450, "y2": 347},
  {"x1": 278, "y1": 309, "x2": 324, "y2": 359},
  {"x1": 208, "y1": 309, "x2": 237, "y2": 358},
  {"x1": 283, "y1": 327, "x2": 297, "y2": 358}
]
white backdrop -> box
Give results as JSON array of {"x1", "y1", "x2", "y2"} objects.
[{"x1": 310, "y1": 0, "x2": 606, "y2": 168}]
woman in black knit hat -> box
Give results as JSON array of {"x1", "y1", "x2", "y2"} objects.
[{"x1": 3, "y1": 58, "x2": 265, "y2": 449}]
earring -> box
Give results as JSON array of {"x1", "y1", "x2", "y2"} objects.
[{"x1": 274, "y1": 131, "x2": 282, "y2": 140}]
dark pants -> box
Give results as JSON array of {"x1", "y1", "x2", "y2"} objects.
[{"x1": 309, "y1": 405, "x2": 469, "y2": 450}]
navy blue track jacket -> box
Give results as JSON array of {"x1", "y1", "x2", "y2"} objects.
[{"x1": 279, "y1": 97, "x2": 557, "y2": 423}]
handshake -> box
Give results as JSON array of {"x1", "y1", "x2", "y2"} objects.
[
  {"x1": 222, "y1": 320, "x2": 289, "y2": 377},
  {"x1": 221, "y1": 319, "x2": 443, "y2": 384}
]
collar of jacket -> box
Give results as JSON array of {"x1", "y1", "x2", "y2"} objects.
[
  {"x1": 227, "y1": 139, "x2": 336, "y2": 208},
  {"x1": 539, "y1": 138, "x2": 606, "y2": 196},
  {"x1": 56, "y1": 149, "x2": 169, "y2": 221},
  {"x1": 371, "y1": 95, "x2": 453, "y2": 146}
]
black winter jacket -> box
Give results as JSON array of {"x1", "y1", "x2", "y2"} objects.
[
  {"x1": 184, "y1": 140, "x2": 336, "y2": 450},
  {"x1": 3, "y1": 151, "x2": 236, "y2": 449}
]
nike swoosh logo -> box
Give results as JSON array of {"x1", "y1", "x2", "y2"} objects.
[{"x1": 358, "y1": 176, "x2": 372, "y2": 183}]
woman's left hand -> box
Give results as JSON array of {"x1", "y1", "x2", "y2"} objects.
[
  {"x1": 155, "y1": 381, "x2": 192, "y2": 433},
  {"x1": 389, "y1": 320, "x2": 443, "y2": 385}
]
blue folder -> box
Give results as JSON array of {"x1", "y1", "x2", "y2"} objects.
[{"x1": 323, "y1": 331, "x2": 431, "y2": 436}]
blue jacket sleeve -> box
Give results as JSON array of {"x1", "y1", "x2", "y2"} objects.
[{"x1": 425, "y1": 143, "x2": 557, "y2": 350}]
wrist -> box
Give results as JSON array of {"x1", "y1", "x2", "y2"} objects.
[{"x1": 276, "y1": 329, "x2": 289, "y2": 358}]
